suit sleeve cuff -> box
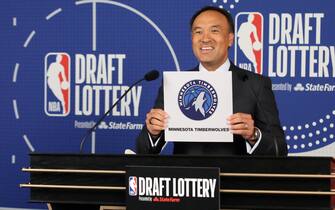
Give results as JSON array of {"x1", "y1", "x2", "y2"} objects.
[{"x1": 246, "y1": 127, "x2": 262, "y2": 154}]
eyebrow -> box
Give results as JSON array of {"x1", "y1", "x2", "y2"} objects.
[
  {"x1": 192, "y1": 24, "x2": 222, "y2": 30},
  {"x1": 192, "y1": 26, "x2": 202, "y2": 31},
  {"x1": 210, "y1": 25, "x2": 221, "y2": 28}
]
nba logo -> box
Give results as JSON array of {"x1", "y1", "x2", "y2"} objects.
[
  {"x1": 129, "y1": 176, "x2": 137, "y2": 196},
  {"x1": 234, "y1": 12, "x2": 263, "y2": 75},
  {"x1": 44, "y1": 52, "x2": 71, "y2": 116}
]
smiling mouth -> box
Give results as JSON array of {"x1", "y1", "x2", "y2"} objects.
[{"x1": 200, "y1": 46, "x2": 214, "y2": 53}]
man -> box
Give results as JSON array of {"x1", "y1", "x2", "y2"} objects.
[{"x1": 136, "y1": 6, "x2": 287, "y2": 156}]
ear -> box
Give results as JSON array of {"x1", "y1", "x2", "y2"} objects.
[{"x1": 228, "y1": 32, "x2": 234, "y2": 47}]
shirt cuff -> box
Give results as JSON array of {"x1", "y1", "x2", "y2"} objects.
[
  {"x1": 246, "y1": 127, "x2": 262, "y2": 154},
  {"x1": 147, "y1": 132, "x2": 163, "y2": 147}
]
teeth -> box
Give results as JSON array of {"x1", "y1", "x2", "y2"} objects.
[{"x1": 201, "y1": 47, "x2": 213, "y2": 50}]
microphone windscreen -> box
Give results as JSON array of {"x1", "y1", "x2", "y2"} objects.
[{"x1": 144, "y1": 70, "x2": 159, "y2": 81}]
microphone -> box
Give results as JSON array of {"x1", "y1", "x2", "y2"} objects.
[
  {"x1": 240, "y1": 72, "x2": 281, "y2": 156},
  {"x1": 79, "y1": 70, "x2": 160, "y2": 153},
  {"x1": 144, "y1": 70, "x2": 160, "y2": 81}
]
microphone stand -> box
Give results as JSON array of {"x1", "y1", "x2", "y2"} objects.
[{"x1": 79, "y1": 78, "x2": 145, "y2": 153}]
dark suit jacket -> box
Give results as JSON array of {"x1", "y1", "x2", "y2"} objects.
[{"x1": 136, "y1": 63, "x2": 288, "y2": 156}]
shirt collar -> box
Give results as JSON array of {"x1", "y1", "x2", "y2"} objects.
[{"x1": 199, "y1": 59, "x2": 231, "y2": 72}]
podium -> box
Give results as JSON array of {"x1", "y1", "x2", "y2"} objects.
[{"x1": 21, "y1": 154, "x2": 335, "y2": 210}]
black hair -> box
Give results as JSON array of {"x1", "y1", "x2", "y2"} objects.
[{"x1": 190, "y1": 6, "x2": 235, "y2": 33}]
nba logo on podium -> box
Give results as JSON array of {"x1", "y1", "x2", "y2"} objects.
[
  {"x1": 44, "y1": 52, "x2": 71, "y2": 116},
  {"x1": 234, "y1": 12, "x2": 263, "y2": 75},
  {"x1": 129, "y1": 176, "x2": 137, "y2": 196}
]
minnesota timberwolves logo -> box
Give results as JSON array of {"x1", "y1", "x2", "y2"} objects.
[{"x1": 178, "y1": 80, "x2": 218, "y2": 120}]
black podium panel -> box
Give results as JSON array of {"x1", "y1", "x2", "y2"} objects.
[{"x1": 21, "y1": 154, "x2": 333, "y2": 210}]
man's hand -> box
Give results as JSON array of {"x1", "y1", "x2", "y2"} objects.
[
  {"x1": 146, "y1": 108, "x2": 169, "y2": 136},
  {"x1": 227, "y1": 113, "x2": 257, "y2": 144}
]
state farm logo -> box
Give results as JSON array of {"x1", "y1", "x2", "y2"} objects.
[
  {"x1": 294, "y1": 83, "x2": 335, "y2": 92},
  {"x1": 235, "y1": 12, "x2": 263, "y2": 75},
  {"x1": 44, "y1": 53, "x2": 71, "y2": 116},
  {"x1": 294, "y1": 83, "x2": 305, "y2": 91}
]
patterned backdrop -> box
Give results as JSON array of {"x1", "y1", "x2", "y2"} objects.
[{"x1": 1, "y1": 0, "x2": 334, "y2": 208}]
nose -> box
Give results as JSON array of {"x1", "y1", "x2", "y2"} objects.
[{"x1": 201, "y1": 31, "x2": 211, "y2": 43}]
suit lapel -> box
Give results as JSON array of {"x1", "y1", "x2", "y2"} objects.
[{"x1": 230, "y1": 64, "x2": 240, "y2": 114}]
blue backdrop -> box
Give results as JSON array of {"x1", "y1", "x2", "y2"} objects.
[{"x1": 1, "y1": 0, "x2": 334, "y2": 208}]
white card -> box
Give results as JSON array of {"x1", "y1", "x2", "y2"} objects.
[{"x1": 164, "y1": 71, "x2": 233, "y2": 142}]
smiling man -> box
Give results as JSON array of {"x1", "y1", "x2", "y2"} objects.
[
  {"x1": 136, "y1": 6, "x2": 288, "y2": 156},
  {"x1": 191, "y1": 9, "x2": 234, "y2": 71}
]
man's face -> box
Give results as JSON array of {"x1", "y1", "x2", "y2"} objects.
[{"x1": 191, "y1": 10, "x2": 234, "y2": 71}]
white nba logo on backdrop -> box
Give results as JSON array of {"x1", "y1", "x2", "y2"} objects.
[{"x1": 235, "y1": 12, "x2": 263, "y2": 75}]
